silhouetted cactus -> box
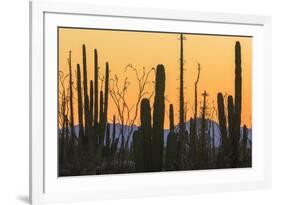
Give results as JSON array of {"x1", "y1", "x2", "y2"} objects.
[
  {"x1": 231, "y1": 41, "x2": 242, "y2": 167},
  {"x1": 227, "y1": 95, "x2": 234, "y2": 139},
  {"x1": 133, "y1": 130, "x2": 144, "y2": 172},
  {"x1": 140, "y1": 98, "x2": 152, "y2": 171},
  {"x1": 169, "y1": 104, "x2": 175, "y2": 131},
  {"x1": 99, "y1": 90, "x2": 104, "y2": 145},
  {"x1": 217, "y1": 92, "x2": 228, "y2": 166},
  {"x1": 217, "y1": 93, "x2": 227, "y2": 146},
  {"x1": 68, "y1": 51, "x2": 75, "y2": 140},
  {"x1": 165, "y1": 104, "x2": 177, "y2": 170},
  {"x1": 93, "y1": 49, "x2": 99, "y2": 145},
  {"x1": 152, "y1": 64, "x2": 166, "y2": 171},
  {"x1": 76, "y1": 64, "x2": 84, "y2": 142},
  {"x1": 82, "y1": 45, "x2": 90, "y2": 138},
  {"x1": 90, "y1": 80, "x2": 94, "y2": 126}
]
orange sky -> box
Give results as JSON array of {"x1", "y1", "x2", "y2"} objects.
[{"x1": 58, "y1": 27, "x2": 252, "y2": 129}]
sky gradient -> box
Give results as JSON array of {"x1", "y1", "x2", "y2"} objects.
[{"x1": 58, "y1": 27, "x2": 252, "y2": 129}]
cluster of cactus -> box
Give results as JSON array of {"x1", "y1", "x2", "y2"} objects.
[
  {"x1": 216, "y1": 41, "x2": 250, "y2": 168},
  {"x1": 131, "y1": 37, "x2": 252, "y2": 172},
  {"x1": 58, "y1": 45, "x2": 120, "y2": 176},
  {"x1": 133, "y1": 64, "x2": 166, "y2": 172}
]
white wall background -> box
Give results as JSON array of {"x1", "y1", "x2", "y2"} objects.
[{"x1": 0, "y1": 0, "x2": 279, "y2": 204}]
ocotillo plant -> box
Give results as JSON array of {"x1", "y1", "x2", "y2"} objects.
[
  {"x1": 152, "y1": 64, "x2": 166, "y2": 171},
  {"x1": 140, "y1": 98, "x2": 152, "y2": 171},
  {"x1": 231, "y1": 41, "x2": 242, "y2": 167}
]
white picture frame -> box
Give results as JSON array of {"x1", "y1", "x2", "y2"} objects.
[{"x1": 29, "y1": 1, "x2": 272, "y2": 204}]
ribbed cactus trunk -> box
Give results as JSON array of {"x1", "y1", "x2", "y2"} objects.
[
  {"x1": 217, "y1": 93, "x2": 227, "y2": 146},
  {"x1": 76, "y1": 64, "x2": 84, "y2": 143},
  {"x1": 152, "y1": 64, "x2": 166, "y2": 171},
  {"x1": 90, "y1": 80, "x2": 94, "y2": 126},
  {"x1": 68, "y1": 51, "x2": 75, "y2": 141},
  {"x1": 169, "y1": 104, "x2": 175, "y2": 131},
  {"x1": 93, "y1": 49, "x2": 99, "y2": 146},
  {"x1": 227, "y1": 95, "x2": 234, "y2": 139},
  {"x1": 100, "y1": 62, "x2": 109, "y2": 152},
  {"x1": 231, "y1": 41, "x2": 242, "y2": 167},
  {"x1": 82, "y1": 45, "x2": 90, "y2": 139},
  {"x1": 140, "y1": 98, "x2": 152, "y2": 171},
  {"x1": 217, "y1": 92, "x2": 228, "y2": 166},
  {"x1": 99, "y1": 90, "x2": 104, "y2": 145}
]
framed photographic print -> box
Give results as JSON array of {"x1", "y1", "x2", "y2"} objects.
[{"x1": 29, "y1": 1, "x2": 272, "y2": 204}]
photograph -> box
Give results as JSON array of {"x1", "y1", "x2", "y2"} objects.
[{"x1": 58, "y1": 27, "x2": 252, "y2": 176}]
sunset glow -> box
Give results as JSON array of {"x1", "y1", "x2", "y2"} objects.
[{"x1": 58, "y1": 28, "x2": 252, "y2": 129}]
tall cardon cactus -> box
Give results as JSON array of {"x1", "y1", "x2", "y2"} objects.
[
  {"x1": 76, "y1": 64, "x2": 84, "y2": 143},
  {"x1": 231, "y1": 41, "x2": 242, "y2": 167},
  {"x1": 152, "y1": 64, "x2": 166, "y2": 171},
  {"x1": 82, "y1": 45, "x2": 90, "y2": 139}
]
